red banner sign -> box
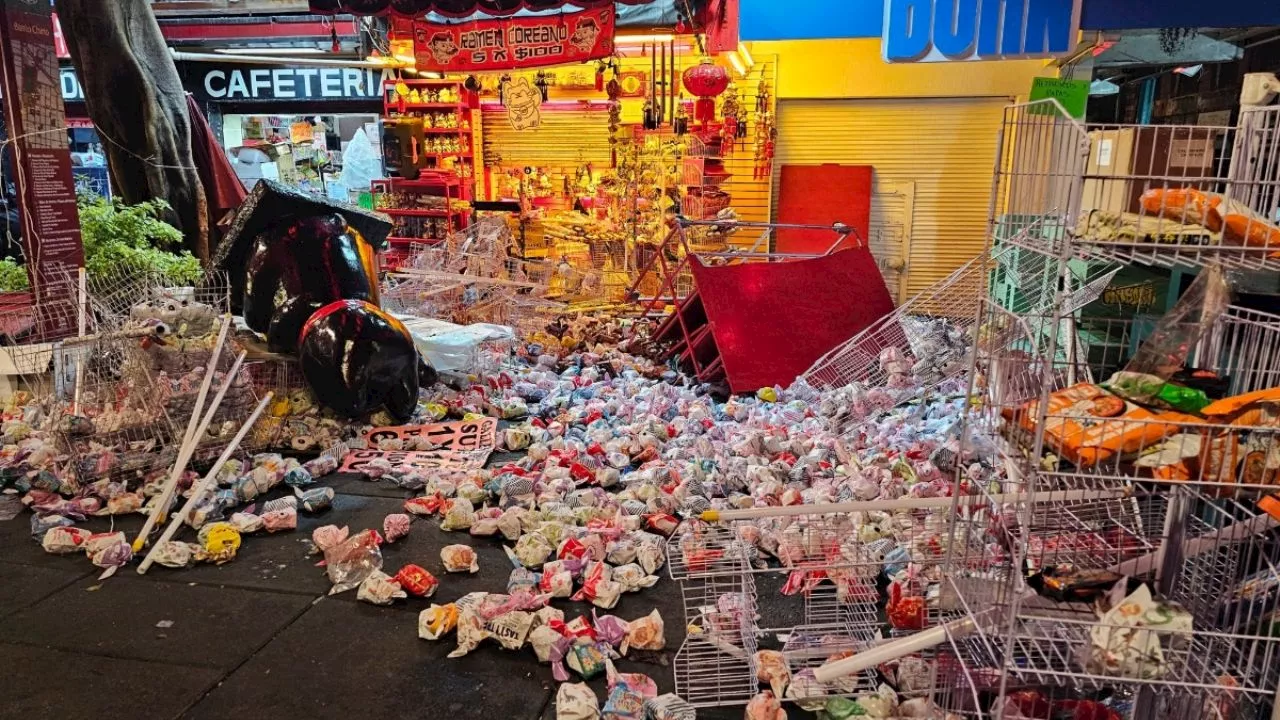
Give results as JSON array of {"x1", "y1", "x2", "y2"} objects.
[
  {"x1": 0, "y1": 0, "x2": 85, "y2": 340},
  {"x1": 414, "y1": 6, "x2": 615, "y2": 73}
]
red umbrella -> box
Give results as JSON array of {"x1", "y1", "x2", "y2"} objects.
[{"x1": 186, "y1": 93, "x2": 247, "y2": 229}]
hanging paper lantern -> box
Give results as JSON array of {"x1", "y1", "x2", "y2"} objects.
[{"x1": 682, "y1": 58, "x2": 730, "y2": 124}]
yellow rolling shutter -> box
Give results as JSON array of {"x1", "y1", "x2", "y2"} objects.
[
  {"x1": 775, "y1": 97, "x2": 1010, "y2": 296},
  {"x1": 482, "y1": 108, "x2": 612, "y2": 165}
]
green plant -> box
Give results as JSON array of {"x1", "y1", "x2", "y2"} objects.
[{"x1": 0, "y1": 196, "x2": 202, "y2": 293}]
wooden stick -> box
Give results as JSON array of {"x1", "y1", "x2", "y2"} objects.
[
  {"x1": 137, "y1": 392, "x2": 274, "y2": 574},
  {"x1": 130, "y1": 334, "x2": 242, "y2": 554}
]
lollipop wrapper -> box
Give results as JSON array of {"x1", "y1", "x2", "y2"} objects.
[{"x1": 418, "y1": 603, "x2": 459, "y2": 640}]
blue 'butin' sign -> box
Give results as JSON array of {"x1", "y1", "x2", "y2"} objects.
[{"x1": 883, "y1": 0, "x2": 1081, "y2": 62}]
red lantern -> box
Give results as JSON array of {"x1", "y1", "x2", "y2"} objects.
[{"x1": 682, "y1": 58, "x2": 730, "y2": 125}]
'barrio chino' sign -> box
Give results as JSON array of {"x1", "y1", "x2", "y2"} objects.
[
  {"x1": 414, "y1": 5, "x2": 615, "y2": 73},
  {"x1": 884, "y1": 0, "x2": 1081, "y2": 62}
]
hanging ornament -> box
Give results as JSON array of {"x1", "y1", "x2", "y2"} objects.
[
  {"x1": 330, "y1": 24, "x2": 341, "y2": 54},
  {"x1": 534, "y1": 70, "x2": 550, "y2": 103},
  {"x1": 595, "y1": 60, "x2": 606, "y2": 92},
  {"x1": 682, "y1": 58, "x2": 729, "y2": 126}
]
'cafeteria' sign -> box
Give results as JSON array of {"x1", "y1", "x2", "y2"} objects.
[{"x1": 60, "y1": 64, "x2": 398, "y2": 103}]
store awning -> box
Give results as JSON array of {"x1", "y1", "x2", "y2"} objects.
[{"x1": 307, "y1": 0, "x2": 656, "y2": 18}]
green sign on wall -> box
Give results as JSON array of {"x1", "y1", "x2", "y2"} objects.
[{"x1": 1029, "y1": 76, "x2": 1090, "y2": 119}]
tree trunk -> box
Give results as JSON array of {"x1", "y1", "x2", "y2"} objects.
[{"x1": 54, "y1": 0, "x2": 210, "y2": 262}]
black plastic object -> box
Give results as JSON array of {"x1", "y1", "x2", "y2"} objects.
[
  {"x1": 382, "y1": 117, "x2": 424, "y2": 181},
  {"x1": 298, "y1": 300, "x2": 423, "y2": 423},
  {"x1": 242, "y1": 212, "x2": 382, "y2": 353},
  {"x1": 213, "y1": 179, "x2": 392, "y2": 313}
]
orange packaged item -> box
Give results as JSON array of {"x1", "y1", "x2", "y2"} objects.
[
  {"x1": 1018, "y1": 383, "x2": 1197, "y2": 467},
  {"x1": 1223, "y1": 213, "x2": 1280, "y2": 248},
  {"x1": 1200, "y1": 387, "x2": 1280, "y2": 422},
  {"x1": 1140, "y1": 188, "x2": 1223, "y2": 231}
]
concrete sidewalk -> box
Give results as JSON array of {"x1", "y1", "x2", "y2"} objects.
[{"x1": 0, "y1": 473, "x2": 746, "y2": 720}]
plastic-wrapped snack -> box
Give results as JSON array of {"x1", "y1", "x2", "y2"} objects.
[
  {"x1": 470, "y1": 515, "x2": 501, "y2": 537},
  {"x1": 383, "y1": 513, "x2": 411, "y2": 543},
  {"x1": 295, "y1": 486, "x2": 334, "y2": 513},
  {"x1": 503, "y1": 427, "x2": 533, "y2": 452},
  {"x1": 228, "y1": 511, "x2": 264, "y2": 534},
  {"x1": 262, "y1": 505, "x2": 298, "y2": 533},
  {"x1": 311, "y1": 524, "x2": 349, "y2": 554},
  {"x1": 325, "y1": 529, "x2": 384, "y2": 594},
  {"x1": 514, "y1": 532, "x2": 554, "y2": 568},
  {"x1": 541, "y1": 565, "x2": 574, "y2": 598},
  {"x1": 302, "y1": 455, "x2": 339, "y2": 478},
  {"x1": 497, "y1": 508, "x2": 524, "y2": 541},
  {"x1": 1087, "y1": 584, "x2": 1191, "y2": 679},
  {"x1": 509, "y1": 566, "x2": 541, "y2": 594},
  {"x1": 592, "y1": 613, "x2": 628, "y2": 647},
  {"x1": 745, "y1": 691, "x2": 787, "y2": 720},
  {"x1": 456, "y1": 482, "x2": 487, "y2": 507},
  {"x1": 30, "y1": 514, "x2": 75, "y2": 539},
  {"x1": 621, "y1": 610, "x2": 665, "y2": 654},
  {"x1": 612, "y1": 563, "x2": 659, "y2": 593},
  {"x1": 852, "y1": 686, "x2": 898, "y2": 719},
  {"x1": 567, "y1": 641, "x2": 611, "y2": 680},
  {"x1": 643, "y1": 694, "x2": 695, "y2": 720},
  {"x1": 603, "y1": 673, "x2": 656, "y2": 720},
  {"x1": 754, "y1": 650, "x2": 790, "y2": 697},
  {"x1": 363, "y1": 457, "x2": 395, "y2": 480},
  {"x1": 530, "y1": 624, "x2": 562, "y2": 663},
  {"x1": 404, "y1": 495, "x2": 442, "y2": 516},
  {"x1": 282, "y1": 465, "x2": 313, "y2": 487},
  {"x1": 821, "y1": 698, "x2": 867, "y2": 720},
  {"x1": 418, "y1": 603, "x2": 459, "y2": 640},
  {"x1": 86, "y1": 532, "x2": 133, "y2": 575},
  {"x1": 440, "y1": 497, "x2": 477, "y2": 531},
  {"x1": 635, "y1": 539, "x2": 665, "y2": 575},
  {"x1": 484, "y1": 611, "x2": 534, "y2": 651},
  {"x1": 785, "y1": 670, "x2": 827, "y2": 712},
  {"x1": 152, "y1": 540, "x2": 201, "y2": 568},
  {"x1": 357, "y1": 570, "x2": 407, "y2": 605},
  {"x1": 556, "y1": 682, "x2": 601, "y2": 720},
  {"x1": 441, "y1": 543, "x2": 479, "y2": 573},
  {"x1": 395, "y1": 564, "x2": 439, "y2": 597},
  {"x1": 41, "y1": 526, "x2": 91, "y2": 554},
  {"x1": 605, "y1": 538, "x2": 638, "y2": 565},
  {"x1": 197, "y1": 522, "x2": 242, "y2": 564}
]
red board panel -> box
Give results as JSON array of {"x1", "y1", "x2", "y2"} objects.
[
  {"x1": 776, "y1": 164, "x2": 872, "y2": 255},
  {"x1": 690, "y1": 249, "x2": 895, "y2": 394}
]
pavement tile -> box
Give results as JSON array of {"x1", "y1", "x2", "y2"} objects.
[
  {"x1": 0, "y1": 643, "x2": 221, "y2": 720},
  {"x1": 0, "y1": 573, "x2": 313, "y2": 670},
  {"x1": 185, "y1": 599, "x2": 555, "y2": 720},
  {"x1": 0, "y1": 562, "x2": 93, "y2": 618}
]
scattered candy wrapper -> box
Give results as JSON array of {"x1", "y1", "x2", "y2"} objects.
[
  {"x1": 1087, "y1": 583, "x2": 1192, "y2": 679},
  {"x1": 357, "y1": 570, "x2": 407, "y2": 605},
  {"x1": 513, "y1": 533, "x2": 554, "y2": 568},
  {"x1": 383, "y1": 513, "x2": 411, "y2": 543},
  {"x1": 404, "y1": 495, "x2": 441, "y2": 516},
  {"x1": 603, "y1": 663, "x2": 658, "y2": 720},
  {"x1": 622, "y1": 610, "x2": 665, "y2": 654},
  {"x1": 745, "y1": 691, "x2": 787, "y2": 720},
  {"x1": 85, "y1": 532, "x2": 133, "y2": 577},
  {"x1": 418, "y1": 603, "x2": 459, "y2": 640},
  {"x1": 295, "y1": 486, "x2": 334, "y2": 513},
  {"x1": 395, "y1": 564, "x2": 439, "y2": 597},
  {"x1": 441, "y1": 543, "x2": 479, "y2": 573},
  {"x1": 612, "y1": 563, "x2": 659, "y2": 593},
  {"x1": 261, "y1": 506, "x2": 298, "y2": 533},
  {"x1": 152, "y1": 540, "x2": 200, "y2": 568},
  {"x1": 556, "y1": 682, "x2": 601, "y2": 720},
  {"x1": 643, "y1": 694, "x2": 695, "y2": 720},
  {"x1": 755, "y1": 650, "x2": 790, "y2": 698},
  {"x1": 820, "y1": 697, "x2": 867, "y2": 720},
  {"x1": 41, "y1": 526, "x2": 91, "y2": 554},
  {"x1": 197, "y1": 522, "x2": 242, "y2": 564},
  {"x1": 229, "y1": 511, "x2": 264, "y2": 534},
  {"x1": 325, "y1": 529, "x2": 384, "y2": 594},
  {"x1": 311, "y1": 524, "x2": 350, "y2": 555},
  {"x1": 530, "y1": 624, "x2": 562, "y2": 662}
]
